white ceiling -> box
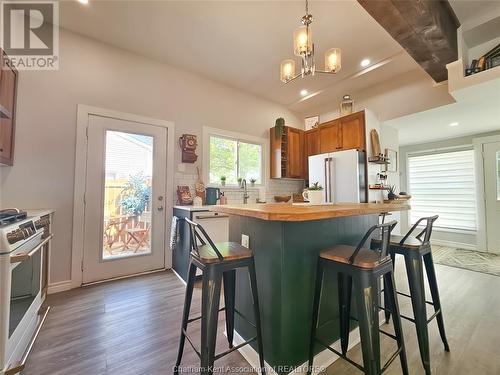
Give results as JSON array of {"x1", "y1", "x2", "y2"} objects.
[
  {"x1": 385, "y1": 93, "x2": 500, "y2": 146},
  {"x1": 449, "y1": 0, "x2": 500, "y2": 24},
  {"x1": 59, "y1": 0, "x2": 420, "y2": 112}
]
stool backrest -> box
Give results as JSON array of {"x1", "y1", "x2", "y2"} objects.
[
  {"x1": 349, "y1": 220, "x2": 397, "y2": 264},
  {"x1": 184, "y1": 218, "x2": 224, "y2": 261},
  {"x1": 400, "y1": 215, "x2": 439, "y2": 245}
]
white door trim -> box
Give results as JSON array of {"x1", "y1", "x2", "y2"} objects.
[
  {"x1": 71, "y1": 105, "x2": 175, "y2": 289},
  {"x1": 473, "y1": 134, "x2": 500, "y2": 252}
]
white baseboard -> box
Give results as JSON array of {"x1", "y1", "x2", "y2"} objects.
[
  {"x1": 47, "y1": 280, "x2": 72, "y2": 294},
  {"x1": 431, "y1": 239, "x2": 477, "y2": 251},
  {"x1": 231, "y1": 311, "x2": 386, "y2": 375}
]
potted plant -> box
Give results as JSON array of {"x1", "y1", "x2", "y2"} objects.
[
  {"x1": 237, "y1": 177, "x2": 242, "y2": 187},
  {"x1": 302, "y1": 182, "x2": 324, "y2": 204},
  {"x1": 250, "y1": 178, "x2": 257, "y2": 187},
  {"x1": 274, "y1": 117, "x2": 285, "y2": 139},
  {"x1": 220, "y1": 176, "x2": 226, "y2": 186},
  {"x1": 387, "y1": 185, "x2": 398, "y2": 200}
]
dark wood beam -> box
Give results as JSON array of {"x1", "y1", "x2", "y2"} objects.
[{"x1": 357, "y1": 0, "x2": 460, "y2": 82}]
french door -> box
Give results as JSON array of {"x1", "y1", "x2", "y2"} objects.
[
  {"x1": 82, "y1": 114, "x2": 168, "y2": 283},
  {"x1": 484, "y1": 141, "x2": 500, "y2": 254}
]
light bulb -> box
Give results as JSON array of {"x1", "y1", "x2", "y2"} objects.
[
  {"x1": 325, "y1": 48, "x2": 341, "y2": 73},
  {"x1": 280, "y1": 59, "x2": 296, "y2": 82},
  {"x1": 294, "y1": 26, "x2": 312, "y2": 56}
]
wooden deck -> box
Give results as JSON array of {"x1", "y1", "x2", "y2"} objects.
[{"x1": 23, "y1": 260, "x2": 500, "y2": 374}]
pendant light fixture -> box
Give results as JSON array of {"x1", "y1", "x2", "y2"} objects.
[{"x1": 280, "y1": 0, "x2": 342, "y2": 83}]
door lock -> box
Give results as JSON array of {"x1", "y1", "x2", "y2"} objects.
[{"x1": 157, "y1": 206, "x2": 164, "y2": 211}]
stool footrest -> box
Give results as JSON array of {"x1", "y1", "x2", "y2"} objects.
[
  {"x1": 187, "y1": 307, "x2": 226, "y2": 324},
  {"x1": 182, "y1": 328, "x2": 201, "y2": 358},
  {"x1": 315, "y1": 337, "x2": 402, "y2": 374},
  {"x1": 395, "y1": 290, "x2": 434, "y2": 306},
  {"x1": 214, "y1": 337, "x2": 257, "y2": 361}
]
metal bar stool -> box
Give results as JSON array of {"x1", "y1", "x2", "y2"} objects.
[
  {"x1": 308, "y1": 221, "x2": 409, "y2": 375},
  {"x1": 371, "y1": 215, "x2": 450, "y2": 375},
  {"x1": 174, "y1": 218, "x2": 265, "y2": 375}
]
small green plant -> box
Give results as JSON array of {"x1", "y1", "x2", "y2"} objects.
[
  {"x1": 220, "y1": 176, "x2": 226, "y2": 186},
  {"x1": 250, "y1": 178, "x2": 257, "y2": 185},
  {"x1": 387, "y1": 185, "x2": 397, "y2": 200},
  {"x1": 120, "y1": 173, "x2": 151, "y2": 216},
  {"x1": 274, "y1": 117, "x2": 285, "y2": 139},
  {"x1": 308, "y1": 182, "x2": 323, "y2": 191}
]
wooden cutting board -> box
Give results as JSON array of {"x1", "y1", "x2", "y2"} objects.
[
  {"x1": 370, "y1": 129, "x2": 381, "y2": 157},
  {"x1": 195, "y1": 166, "x2": 206, "y2": 204}
]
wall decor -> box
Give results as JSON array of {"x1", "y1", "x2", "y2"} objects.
[
  {"x1": 176, "y1": 185, "x2": 193, "y2": 205},
  {"x1": 179, "y1": 134, "x2": 198, "y2": 163},
  {"x1": 340, "y1": 94, "x2": 354, "y2": 116},
  {"x1": 385, "y1": 148, "x2": 398, "y2": 172},
  {"x1": 305, "y1": 115, "x2": 320, "y2": 130}
]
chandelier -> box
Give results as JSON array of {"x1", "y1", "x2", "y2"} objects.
[{"x1": 280, "y1": 0, "x2": 342, "y2": 83}]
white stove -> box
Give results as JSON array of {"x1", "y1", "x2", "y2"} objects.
[{"x1": 0, "y1": 209, "x2": 53, "y2": 375}]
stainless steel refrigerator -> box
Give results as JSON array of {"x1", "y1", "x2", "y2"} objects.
[{"x1": 308, "y1": 149, "x2": 367, "y2": 203}]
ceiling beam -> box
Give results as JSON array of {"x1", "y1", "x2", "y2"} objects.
[{"x1": 357, "y1": 0, "x2": 460, "y2": 83}]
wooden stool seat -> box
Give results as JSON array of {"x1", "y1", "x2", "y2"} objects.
[
  {"x1": 372, "y1": 235, "x2": 423, "y2": 250},
  {"x1": 320, "y1": 245, "x2": 390, "y2": 269},
  {"x1": 193, "y1": 242, "x2": 253, "y2": 264}
]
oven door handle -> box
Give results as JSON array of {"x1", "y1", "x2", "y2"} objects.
[{"x1": 10, "y1": 234, "x2": 53, "y2": 264}]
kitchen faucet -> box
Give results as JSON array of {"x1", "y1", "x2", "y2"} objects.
[{"x1": 241, "y1": 179, "x2": 249, "y2": 204}]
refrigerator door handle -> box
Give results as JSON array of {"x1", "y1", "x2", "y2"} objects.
[
  {"x1": 324, "y1": 158, "x2": 329, "y2": 202},
  {"x1": 328, "y1": 157, "x2": 334, "y2": 203}
]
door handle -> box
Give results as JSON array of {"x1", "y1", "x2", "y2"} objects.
[{"x1": 157, "y1": 206, "x2": 164, "y2": 211}]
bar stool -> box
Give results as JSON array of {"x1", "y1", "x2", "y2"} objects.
[
  {"x1": 308, "y1": 221, "x2": 409, "y2": 375},
  {"x1": 371, "y1": 215, "x2": 450, "y2": 375},
  {"x1": 174, "y1": 218, "x2": 265, "y2": 375}
]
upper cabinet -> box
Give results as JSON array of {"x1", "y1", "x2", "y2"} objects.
[
  {"x1": 305, "y1": 110, "x2": 366, "y2": 157},
  {"x1": 340, "y1": 111, "x2": 366, "y2": 151},
  {"x1": 319, "y1": 119, "x2": 342, "y2": 153},
  {"x1": 270, "y1": 126, "x2": 305, "y2": 179},
  {"x1": 0, "y1": 48, "x2": 18, "y2": 166},
  {"x1": 270, "y1": 111, "x2": 366, "y2": 179}
]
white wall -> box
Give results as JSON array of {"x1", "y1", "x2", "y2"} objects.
[{"x1": 0, "y1": 30, "x2": 301, "y2": 285}]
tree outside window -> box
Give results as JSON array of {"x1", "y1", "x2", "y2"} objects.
[{"x1": 209, "y1": 135, "x2": 262, "y2": 185}]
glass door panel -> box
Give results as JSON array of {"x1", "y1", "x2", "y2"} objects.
[{"x1": 102, "y1": 131, "x2": 153, "y2": 260}]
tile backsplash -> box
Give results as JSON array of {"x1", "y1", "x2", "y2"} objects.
[{"x1": 174, "y1": 172, "x2": 304, "y2": 205}]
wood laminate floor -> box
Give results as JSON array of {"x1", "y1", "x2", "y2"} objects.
[{"x1": 24, "y1": 260, "x2": 500, "y2": 375}]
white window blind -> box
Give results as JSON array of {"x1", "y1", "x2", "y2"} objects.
[{"x1": 408, "y1": 149, "x2": 477, "y2": 231}]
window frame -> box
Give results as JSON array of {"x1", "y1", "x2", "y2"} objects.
[
  {"x1": 203, "y1": 126, "x2": 267, "y2": 188},
  {"x1": 405, "y1": 145, "x2": 478, "y2": 234}
]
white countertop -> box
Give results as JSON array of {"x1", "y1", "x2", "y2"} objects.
[{"x1": 173, "y1": 205, "x2": 214, "y2": 212}]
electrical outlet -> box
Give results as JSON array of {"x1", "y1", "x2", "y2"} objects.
[{"x1": 241, "y1": 234, "x2": 250, "y2": 248}]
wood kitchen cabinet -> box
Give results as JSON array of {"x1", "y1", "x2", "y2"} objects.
[
  {"x1": 270, "y1": 126, "x2": 305, "y2": 179},
  {"x1": 340, "y1": 111, "x2": 366, "y2": 151},
  {"x1": 0, "y1": 48, "x2": 18, "y2": 166},
  {"x1": 304, "y1": 111, "x2": 366, "y2": 158},
  {"x1": 319, "y1": 119, "x2": 342, "y2": 153},
  {"x1": 305, "y1": 128, "x2": 320, "y2": 156}
]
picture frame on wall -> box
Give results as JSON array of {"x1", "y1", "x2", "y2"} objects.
[
  {"x1": 385, "y1": 148, "x2": 398, "y2": 172},
  {"x1": 305, "y1": 115, "x2": 320, "y2": 130}
]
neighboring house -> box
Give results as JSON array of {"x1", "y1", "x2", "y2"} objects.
[{"x1": 105, "y1": 131, "x2": 153, "y2": 179}]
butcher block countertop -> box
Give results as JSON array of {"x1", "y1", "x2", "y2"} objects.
[{"x1": 210, "y1": 202, "x2": 410, "y2": 222}]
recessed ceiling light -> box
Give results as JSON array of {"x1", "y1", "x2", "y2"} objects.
[
  {"x1": 360, "y1": 59, "x2": 371, "y2": 67},
  {"x1": 449, "y1": 122, "x2": 459, "y2": 127},
  {"x1": 78, "y1": 0, "x2": 89, "y2": 4},
  {"x1": 300, "y1": 89, "x2": 308, "y2": 96}
]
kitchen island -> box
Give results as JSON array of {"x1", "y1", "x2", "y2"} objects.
[{"x1": 210, "y1": 203, "x2": 410, "y2": 374}]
